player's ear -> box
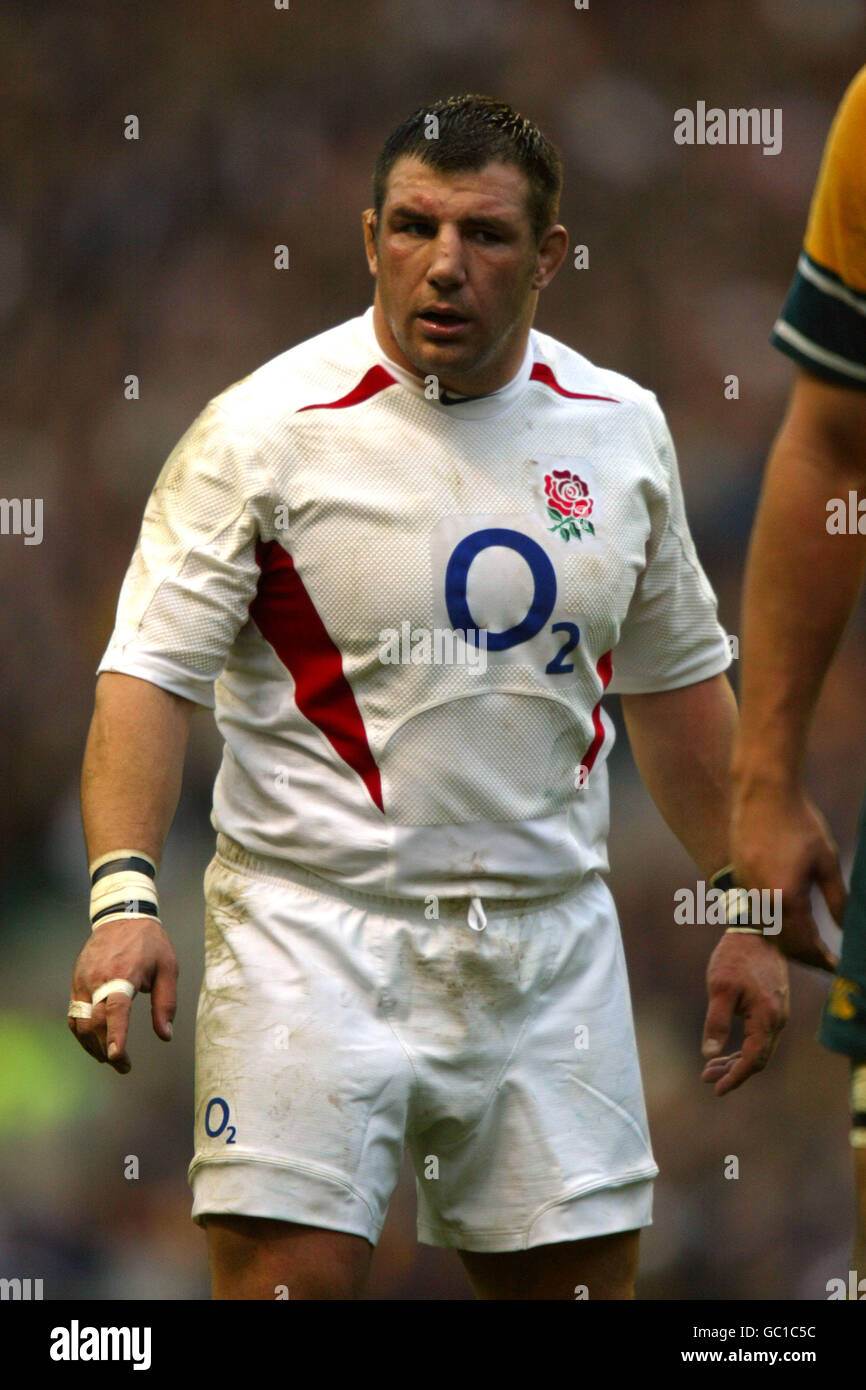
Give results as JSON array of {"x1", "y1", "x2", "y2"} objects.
[
  {"x1": 362, "y1": 210, "x2": 379, "y2": 275},
  {"x1": 531, "y1": 224, "x2": 569, "y2": 291}
]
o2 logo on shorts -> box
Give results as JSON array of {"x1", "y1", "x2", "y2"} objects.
[
  {"x1": 444, "y1": 527, "x2": 580, "y2": 674},
  {"x1": 204, "y1": 1096, "x2": 236, "y2": 1144}
]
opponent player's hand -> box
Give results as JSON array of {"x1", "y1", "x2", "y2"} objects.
[
  {"x1": 730, "y1": 782, "x2": 844, "y2": 972},
  {"x1": 701, "y1": 932, "x2": 790, "y2": 1096},
  {"x1": 68, "y1": 918, "x2": 177, "y2": 1075}
]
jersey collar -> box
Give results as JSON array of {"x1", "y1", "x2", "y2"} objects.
[{"x1": 355, "y1": 306, "x2": 534, "y2": 420}]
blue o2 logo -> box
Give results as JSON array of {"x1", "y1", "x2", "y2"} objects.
[
  {"x1": 444, "y1": 527, "x2": 580, "y2": 673},
  {"x1": 205, "y1": 1096, "x2": 236, "y2": 1144}
]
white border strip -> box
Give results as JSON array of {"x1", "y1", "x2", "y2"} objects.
[
  {"x1": 773, "y1": 318, "x2": 866, "y2": 383},
  {"x1": 798, "y1": 252, "x2": 866, "y2": 317}
]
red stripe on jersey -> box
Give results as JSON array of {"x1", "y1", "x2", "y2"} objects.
[
  {"x1": 250, "y1": 540, "x2": 384, "y2": 813},
  {"x1": 296, "y1": 364, "x2": 396, "y2": 413},
  {"x1": 581, "y1": 650, "x2": 614, "y2": 774},
  {"x1": 530, "y1": 362, "x2": 619, "y2": 403}
]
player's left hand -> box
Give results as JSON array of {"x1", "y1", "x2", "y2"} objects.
[{"x1": 701, "y1": 932, "x2": 790, "y2": 1096}]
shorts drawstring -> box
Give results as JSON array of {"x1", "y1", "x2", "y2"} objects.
[{"x1": 467, "y1": 896, "x2": 487, "y2": 932}]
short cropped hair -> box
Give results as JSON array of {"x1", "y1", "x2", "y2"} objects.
[{"x1": 372, "y1": 94, "x2": 563, "y2": 243}]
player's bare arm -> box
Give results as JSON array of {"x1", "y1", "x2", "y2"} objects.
[
  {"x1": 731, "y1": 370, "x2": 866, "y2": 967},
  {"x1": 622, "y1": 672, "x2": 789, "y2": 1096},
  {"x1": 70, "y1": 672, "x2": 196, "y2": 1074}
]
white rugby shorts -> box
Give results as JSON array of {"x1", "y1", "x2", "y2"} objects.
[{"x1": 188, "y1": 835, "x2": 658, "y2": 1251}]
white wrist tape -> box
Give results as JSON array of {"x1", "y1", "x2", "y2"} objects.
[{"x1": 89, "y1": 850, "x2": 160, "y2": 930}]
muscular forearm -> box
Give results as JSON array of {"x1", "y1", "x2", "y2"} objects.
[
  {"x1": 621, "y1": 672, "x2": 738, "y2": 879},
  {"x1": 734, "y1": 375, "x2": 866, "y2": 788},
  {"x1": 81, "y1": 672, "x2": 196, "y2": 866}
]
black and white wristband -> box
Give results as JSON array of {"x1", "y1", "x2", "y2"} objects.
[
  {"x1": 89, "y1": 850, "x2": 161, "y2": 930},
  {"x1": 710, "y1": 864, "x2": 762, "y2": 933}
]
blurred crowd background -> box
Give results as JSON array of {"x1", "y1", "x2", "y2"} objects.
[{"x1": 2, "y1": 0, "x2": 866, "y2": 1300}]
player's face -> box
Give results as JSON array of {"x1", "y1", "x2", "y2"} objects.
[{"x1": 363, "y1": 157, "x2": 568, "y2": 396}]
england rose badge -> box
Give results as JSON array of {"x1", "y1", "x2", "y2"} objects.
[{"x1": 543, "y1": 467, "x2": 595, "y2": 542}]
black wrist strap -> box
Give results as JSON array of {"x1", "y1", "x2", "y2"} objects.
[{"x1": 710, "y1": 864, "x2": 738, "y2": 893}]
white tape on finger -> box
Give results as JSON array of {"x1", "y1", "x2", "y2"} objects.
[
  {"x1": 68, "y1": 1000, "x2": 93, "y2": 1020},
  {"x1": 91, "y1": 978, "x2": 136, "y2": 1007}
]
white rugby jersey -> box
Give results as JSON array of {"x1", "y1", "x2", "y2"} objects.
[{"x1": 98, "y1": 307, "x2": 731, "y2": 900}]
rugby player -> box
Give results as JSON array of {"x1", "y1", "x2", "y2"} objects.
[
  {"x1": 730, "y1": 68, "x2": 866, "y2": 1272},
  {"x1": 69, "y1": 95, "x2": 788, "y2": 1300}
]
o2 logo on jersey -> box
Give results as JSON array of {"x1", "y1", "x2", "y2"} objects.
[
  {"x1": 204, "y1": 1096, "x2": 236, "y2": 1144},
  {"x1": 443, "y1": 526, "x2": 580, "y2": 674}
]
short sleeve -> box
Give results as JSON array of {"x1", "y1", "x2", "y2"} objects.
[
  {"x1": 607, "y1": 399, "x2": 732, "y2": 695},
  {"x1": 771, "y1": 66, "x2": 866, "y2": 389},
  {"x1": 96, "y1": 400, "x2": 270, "y2": 707}
]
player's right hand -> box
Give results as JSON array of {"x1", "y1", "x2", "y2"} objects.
[
  {"x1": 702, "y1": 930, "x2": 790, "y2": 1095},
  {"x1": 730, "y1": 780, "x2": 845, "y2": 972},
  {"x1": 68, "y1": 918, "x2": 178, "y2": 1075}
]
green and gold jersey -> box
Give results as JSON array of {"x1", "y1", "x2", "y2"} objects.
[{"x1": 772, "y1": 65, "x2": 866, "y2": 389}]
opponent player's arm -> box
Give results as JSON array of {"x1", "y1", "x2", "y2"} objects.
[
  {"x1": 731, "y1": 371, "x2": 866, "y2": 957},
  {"x1": 621, "y1": 672, "x2": 790, "y2": 1095},
  {"x1": 734, "y1": 370, "x2": 866, "y2": 785},
  {"x1": 70, "y1": 671, "x2": 197, "y2": 1075}
]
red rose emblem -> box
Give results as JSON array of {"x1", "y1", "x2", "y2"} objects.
[
  {"x1": 543, "y1": 469, "x2": 596, "y2": 542},
  {"x1": 545, "y1": 469, "x2": 591, "y2": 518}
]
